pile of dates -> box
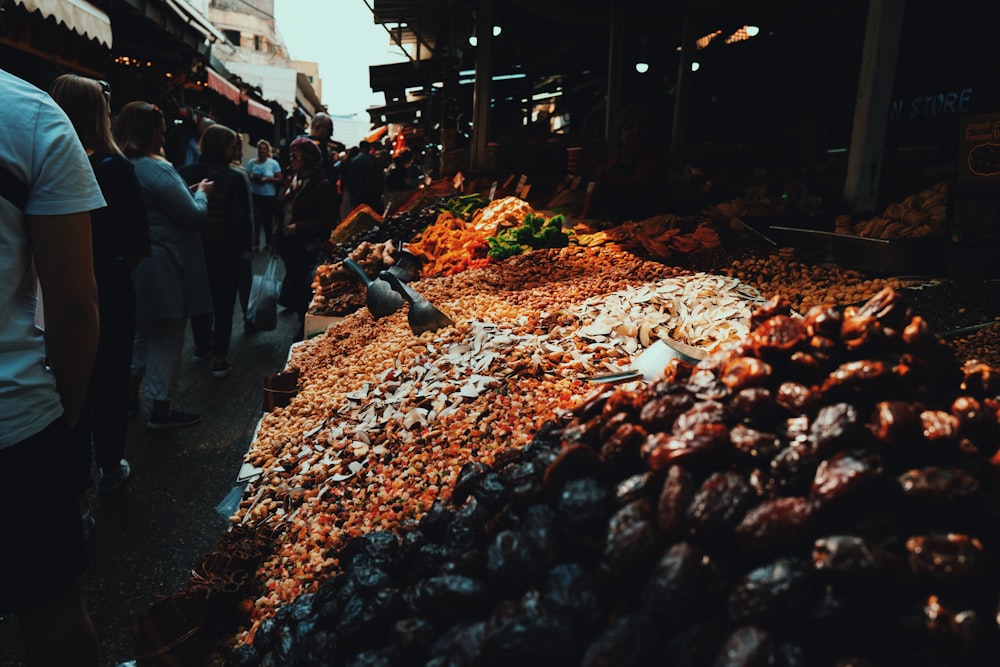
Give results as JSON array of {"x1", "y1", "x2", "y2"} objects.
[{"x1": 231, "y1": 288, "x2": 1000, "y2": 667}]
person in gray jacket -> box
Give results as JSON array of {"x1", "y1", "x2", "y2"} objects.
[{"x1": 113, "y1": 101, "x2": 214, "y2": 429}]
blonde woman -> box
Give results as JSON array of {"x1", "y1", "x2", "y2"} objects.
[{"x1": 114, "y1": 101, "x2": 213, "y2": 429}]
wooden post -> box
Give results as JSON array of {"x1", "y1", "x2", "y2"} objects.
[{"x1": 843, "y1": 0, "x2": 907, "y2": 213}]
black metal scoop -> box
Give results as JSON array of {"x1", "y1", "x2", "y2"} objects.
[
  {"x1": 378, "y1": 270, "x2": 455, "y2": 335},
  {"x1": 384, "y1": 241, "x2": 423, "y2": 283},
  {"x1": 342, "y1": 257, "x2": 405, "y2": 320}
]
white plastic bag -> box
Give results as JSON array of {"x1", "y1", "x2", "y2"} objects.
[{"x1": 246, "y1": 255, "x2": 280, "y2": 331}]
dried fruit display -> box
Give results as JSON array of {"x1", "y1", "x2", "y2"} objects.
[
  {"x1": 848, "y1": 182, "x2": 949, "y2": 240},
  {"x1": 309, "y1": 240, "x2": 399, "y2": 316},
  {"x1": 949, "y1": 323, "x2": 1000, "y2": 369},
  {"x1": 230, "y1": 286, "x2": 1000, "y2": 666},
  {"x1": 407, "y1": 211, "x2": 492, "y2": 278},
  {"x1": 573, "y1": 214, "x2": 722, "y2": 260},
  {"x1": 720, "y1": 251, "x2": 924, "y2": 313}
]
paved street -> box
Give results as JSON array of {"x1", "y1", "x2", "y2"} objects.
[{"x1": 0, "y1": 252, "x2": 301, "y2": 667}]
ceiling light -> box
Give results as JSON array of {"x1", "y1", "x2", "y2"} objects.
[
  {"x1": 746, "y1": 25, "x2": 760, "y2": 37},
  {"x1": 492, "y1": 25, "x2": 502, "y2": 37},
  {"x1": 635, "y1": 62, "x2": 649, "y2": 74},
  {"x1": 468, "y1": 35, "x2": 478, "y2": 47},
  {"x1": 691, "y1": 62, "x2": 701, "y2": 72}
]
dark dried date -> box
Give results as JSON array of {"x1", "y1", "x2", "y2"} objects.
[
  {"x1": 771, "y1": 443, "x2": 822, "y2": 495},
  {"x1": 734, "y1": 496, "x2": 815, "y2": 551},
  {"x1": 599, "y1": 422, "x2": 647, "y2": 474},
  {"x1": 776, "y1": 381, "x2": 821, "y2": 415},
  {"x1": 905, "y1": 534, "x2": 984, "y2": 580},
  {"x1": 686, "y1": 471, "x2": 755, "y2": 542},
  {"x1": 657, "y1": 465, "x2": 695, "y2": 538},
  {"x1": 749, "y1": 315, "x2": 808, "y2": 360},
  {"x1": 896, "y1": 467, "x2": 979, "y2": 508},
  {"x1": 821, "y1": 359, "x2": 894, "y2": 400},
  {"x1": 721, "y1": 356, "x2": 773, "y2": 393},
  {"x1": 871, "y1": 400, "x2": 922, "y2": 447},
  {"x1": 805, "y1": 304, "x2": 843, "y2": 340},
  {"x1": 811, "y1": 450, "x2": 884, "y2": 512},
  {"x1": 639, "y1": 541, "x2": 713, "y2": 619},
  {"x1": 730, "y1": 424, "x2": 782, "y2": 463},
  {"x1": 644, "y1": 423, "x2": 730, "y2": 471},
  {"x1": 638, "y1": 390, "x2": 695, "y2": 433},
  {"x1": 810, "y1": 403, "x2": 863, "y2": 456},
  {"x1": 727, "y1": 556, "x2": 817, "y2": 624},
  {"x1": 712, "y1": 625, "x2": 775, "y2": 667},
  {"x1": 812, "y1": 534, "x2": 900, "y2": 579},
  {"x1": 729, "y1": 387, "x2": 777, "y2": 426},
  {"x1": 673, "y1": 400, "x2": 727, "y2": 435},
  {"x1": 600, "y1": 500, "x2": 661, "y2": 579},
  {"x1": 920, "y1": 410, "x2": 961, "y2": 445}
]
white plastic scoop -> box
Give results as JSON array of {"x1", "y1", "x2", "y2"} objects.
[{"x1": 589, "y1": 338, "x2": 705, "y2": 384}]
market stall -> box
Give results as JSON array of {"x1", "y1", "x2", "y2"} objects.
[{"x1": 128, "y1": 181, "x2": 1000, "y2": 666}]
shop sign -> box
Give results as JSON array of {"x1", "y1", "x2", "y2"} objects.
[{"x1": 957, "y1": 113, "x2": 1000, "y2": 182}]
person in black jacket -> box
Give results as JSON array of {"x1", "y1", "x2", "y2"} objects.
[
  {"x1": 346, "y1": 140, "x2": 384, "y2": 211},
  {"x1": 178, "y1": 124, "x2": 253, "y2": 379},
  {"x1": 50, "y1": 74, "x2": 152, "y2": 518}
]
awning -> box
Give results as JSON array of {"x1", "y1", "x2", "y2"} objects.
[
  {"x1": 206, "y1": 68, "x2": 242, "y2": 106},
  {"x1": 162, "y1": 0, "x2": 230, "y2": 45},
  {"x1": 246, "y1": 98, "x2": 274, "y2": 124},
  {"x1": 365, "y1": 125, "x2": 388, "y2": 143},
  {"x1": 13, "y1": 0, "x2": 112, "y2": 48}
]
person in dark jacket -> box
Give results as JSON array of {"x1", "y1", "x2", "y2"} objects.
[
  {"x1": 346, "y1": 140, "x2": 384, "y2": 211},
  {"x1": 178, "y1": 124, "x2": 253, "y2": 378},
  {"x1": 275, "y1": 136, "x2": 338, "y2": 341},
  {"x1": 49, "y1": 73, "x2": 152, "y2": 516}
]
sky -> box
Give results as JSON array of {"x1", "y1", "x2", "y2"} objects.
[{"x1": 273, "y1": 0, "x2": 409, "y2": 118}]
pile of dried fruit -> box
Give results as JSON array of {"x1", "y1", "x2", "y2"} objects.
[
  {"x1": 229, "y1": 287, "x2": 1000, "y2": 666},
  {"x1": 573, "y1": 214, "x2": 722, "y2": 259},
  {"x1": 235, "y1": 248, "x2": 690, "y2": 637},
  {"x1": 719, "y1": 251, "x2": 924, "y2": 313},
  {"x1": 309, "y1": 240, "x2": 398, "y2": 316},
  {"x1": 846, "y1": 182, "x2": 949, "y2": 240}
]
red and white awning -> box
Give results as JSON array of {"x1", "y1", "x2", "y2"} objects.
[
  {"x1": 206, "y1": 68, "x2": 242, "y2": 105},
  {"x1": 246, "y1": 98, "x2": 274, "y2": 124}
]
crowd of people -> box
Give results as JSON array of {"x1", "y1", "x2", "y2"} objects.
[{"x1": 0, "y1": 67, "x2": 431, "y2": 666}]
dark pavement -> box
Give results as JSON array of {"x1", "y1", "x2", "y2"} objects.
[{"x1": 0, "y1": 252, "x2": 300, "y2": 667}]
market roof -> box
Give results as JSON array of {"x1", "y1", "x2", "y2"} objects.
[{"x1": 367, "y1": 0, "x2": 873, "y2": 126}]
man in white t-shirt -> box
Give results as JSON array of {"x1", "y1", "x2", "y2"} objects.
[{"x1": 0, "y1": 67, "x2": 105, "y2": 666}]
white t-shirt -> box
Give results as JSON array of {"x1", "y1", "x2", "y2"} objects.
[
  {"x1": 245, "y1": 157, "x2": 282, "y2": 198},
  {"x1": 0, "y1": 68, "x2": 106, "y2": 449}
]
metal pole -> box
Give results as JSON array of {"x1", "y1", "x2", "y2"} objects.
[
  {"x1": 470, "y1": 0, "x2": 493, "y2": 172},
  {"x1": 605, "y1": 0, "x2": 625, "y2": 144},
  {"x1": 669, "y1": 9, "x2": 694, "y2": 174}
]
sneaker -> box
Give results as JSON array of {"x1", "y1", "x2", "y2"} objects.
[
  {"x1": 193, "y1": 344, "x2": 212, "y2": 363},
  {"x1": 212, "y1": 359, "x2": 233, "y2": 379},
  {"x1": 97, "y1": 459, "x2": 131, "y2": 494},
  {"x1": 147, "y1": 410, "x2": 201, "y2": 430}
]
